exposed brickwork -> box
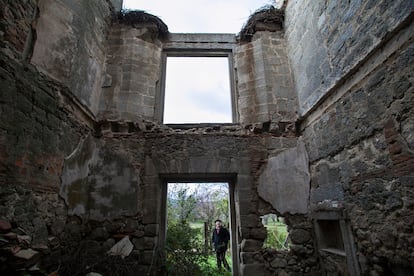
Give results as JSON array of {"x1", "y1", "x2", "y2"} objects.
[
  {"x1": 303, "y1": 28, "x2": 414, "y2": 275},
  {"x1": 384, "y1": 119, "x2": 414, "y2": 176},
  {"x1": 0, "y1": 54, "x2": 91, "y2": 192},
  {"x1": 1, "y1": 0, "x2": 413, "y2": 275},
  {"x1": 0, "y1": 0, "x2": 38, "y2": 60}
]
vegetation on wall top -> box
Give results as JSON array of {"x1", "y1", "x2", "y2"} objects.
[
  {"x1": 117, "y1": 10, "x2": 169, "y2": 39},
  {"x1": 238, "y1": 5, "x2": 284, "y2": 42}
]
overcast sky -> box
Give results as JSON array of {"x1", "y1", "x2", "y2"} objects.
[
  {"x1": 122, "y1": 0, "x2": 279, "y2": 123},
  {"x1": 123, "y1": 0, "x2": 277, "y2": 33}
]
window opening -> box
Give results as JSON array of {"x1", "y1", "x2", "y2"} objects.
[
  {"x1": 261, "y1": 214, "x2": 290, "y2": 250},
  {"x1": 163, "y1": 57, "x2": 232, "y2": 124},
  {"x1": 165, "y1": 182, "x2": 232, "y2": 274}
]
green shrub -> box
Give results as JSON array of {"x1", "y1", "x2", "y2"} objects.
[
  {"x1": 165, "y1": 221, "x2": 207, "y2": 275},
  {"x1": 263, "y1": 222, "x2": 289, "y2": 250}
]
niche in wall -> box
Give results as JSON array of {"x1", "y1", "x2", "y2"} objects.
[
  {"x1": 315, "y1": 219, "x2": 344, "y2": 255},
  {"x1": 312, "y1": 211, "x2": 361, "y2": 275}
]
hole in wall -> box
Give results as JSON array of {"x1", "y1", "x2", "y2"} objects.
[
  {"x1": 261, "y1": 213, "x2": 290, "y2": 250},
  {"x1": 316, "y1": 219, "x2": 345, "y2": 255}
]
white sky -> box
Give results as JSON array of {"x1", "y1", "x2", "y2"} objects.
[
  {"x1": 122, "y1": 0, "x2": 277, "y2": 33},
  {"x1": 122, "y1": 0, "x2": 280, "y2": 123},
  {"x1": 163, "y1": 57, "x2": 232, "y2": 124},
  {"x1": 168, "y1": 182, "x2": 228, "y2": 199}
]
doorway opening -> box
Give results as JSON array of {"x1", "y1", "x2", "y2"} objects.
[{"x1": 164, "y1": 182, "x2": 234, "y2": 275}]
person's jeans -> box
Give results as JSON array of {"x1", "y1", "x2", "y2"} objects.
[{"x1": 216, "y1": 250, "x2": 230, "y2": 270}]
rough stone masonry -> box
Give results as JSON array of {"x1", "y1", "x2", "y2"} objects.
[{"x1": 0, "y1": 0, "x2": 413, "y2": 275}]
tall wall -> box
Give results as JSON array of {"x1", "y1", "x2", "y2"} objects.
[
  {"x1": 286, "y1": 0, "x2": 414, "y2": 115},
  {"x1": 98, "y1": 23, "x2": 163, "y2": 121},
  {"x1": 31, "y1": 0, "x2": 112, "y2": 115},
  {"x1": 0, "y1": 0, "x2": 97, "y2": 273},
  {"x1": 0, "y1": 0, "x2": 111, "y2": 274},
  {"x1": 285, "y1": 0, "x2": 414, "y2": 274},
  {"x1": 235, "y1": 31, "x2": 298, "y2": 126},
  {"x1": 1, "y1": 0, "x2": 413, "y2": 275},
  {"x1": 0, "y1": 1, "x2": 314, "y2": 274}
]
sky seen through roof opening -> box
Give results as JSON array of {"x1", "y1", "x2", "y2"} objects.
[{"x1": 122, "y1": 0, "x2": 281, "y2": 123}]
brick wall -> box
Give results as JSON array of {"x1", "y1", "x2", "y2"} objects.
[{"x1": 30, "y1": 0, "x2": 112, "y2": 114}]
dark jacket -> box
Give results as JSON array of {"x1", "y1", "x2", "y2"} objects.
[{"x1": 212, "y1": 226, "x2": 230, "y2": 252}]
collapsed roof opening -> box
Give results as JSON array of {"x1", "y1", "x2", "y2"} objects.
[{"x1": 121, "y1": 0, "x2": 285, "y2": 33}]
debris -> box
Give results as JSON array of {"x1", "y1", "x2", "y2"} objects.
[
  {"x1": 17, "y1": 235, "x2": 32, "y2": 245},
  {"x1": 14, "y1": 248, "x2": 39, "y2": 260},
  {"x1": 3, "y1": 232, "x2": 18, "y2": 240},
  {"x1": 10, "y1": 245, "x2": 21, "y2": 254},
  {"x1": 108, "y1": 236, "x2": 133, "y2": 258},
  {"x1": 0, "y1": 219, "x2": 12, "y2": 232}
]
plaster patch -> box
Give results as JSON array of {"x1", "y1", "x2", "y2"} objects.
[{"x1": 258, "y1": 140, "x2": 310, "y2": 214}]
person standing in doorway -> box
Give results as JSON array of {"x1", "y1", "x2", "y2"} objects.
[{"x1": 212, "y1": 219, "x2": 231, "y2": 271}]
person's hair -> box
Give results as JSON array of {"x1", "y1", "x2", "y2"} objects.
[{"x1": 215, "y1": 219, "x2": 222, "y2": 223}]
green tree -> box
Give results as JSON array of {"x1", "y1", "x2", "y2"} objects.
[
  {"x1": 166, "y1": 184, "x2": 207, "y2": 275},
  {"x1": 195, "y1": 185, "x2": 229, "y2": 234}
]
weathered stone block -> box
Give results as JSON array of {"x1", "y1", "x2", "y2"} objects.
[
  {"x1": 144, "y1": 224, "x2": 158, "y2": 237},
  {"x1": 258, "y1": 141, "x2": 310, "y2": 214},
  {"x1": 250, "y1": 227, "x2": 267, "y2": 240},
  {"x1": 241, "y1": 239, "x2": 263, "y2": 252},
  {"x1": 240, "y1": 263, "x2": 265, "y2": 276},
  {"x1": 240, "y1": 252, "x2": 256, "y2": 264},
  {"x1": 289, "y1": 229, "x2": 311, "y2": 244}
]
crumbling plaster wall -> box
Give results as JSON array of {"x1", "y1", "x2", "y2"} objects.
[
  {"x1": 0, "y1": 0, "x2": 97, "y2": 273},
  {"x1": 285, "y1": 0, "x2": 414, "y2": 274},
  {"x1": 31, "y1": 0, "x2": 112, "y2": 115}
]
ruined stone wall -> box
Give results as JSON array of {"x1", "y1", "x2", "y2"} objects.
[
  {"x1": 0, "y1": 0, "x2": 106, "y2": 273},
  {"x1": 286, "y1": 0, "x2": 414, "y2": 114},
  {"x1": 3, "y1": 0, "x2": 413, "y2": 274},
  {"x1": 235, "y1": 31, "x2": 298, "y2": 127},
  {"x1": 30, "y1": 0, "x2": 112, "y2": 114},
  {"x1": 55, "y1": 121, "x2": 318, "y2": 275},
  {"x1": 0, "y1": 17, "x2": 95, "y2": 276},
  {"x1": 99, "y1": 23, "x2": 163, "y2": 121},
  {"x1": 305, "y1": 40, "x2": 414, "y2": 275},
  {"x1": 285, "y1": 0, "x2": 414, "y2": 274},
  {"x1": 0, "y1": 0, "x2": 38, "y2": 61}
]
